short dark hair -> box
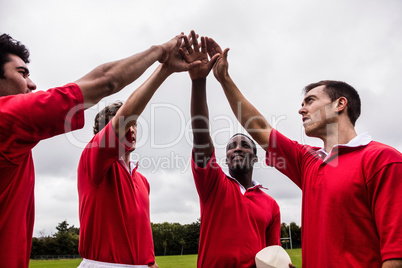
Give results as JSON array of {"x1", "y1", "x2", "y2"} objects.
[
  {"x1": 93, "y1": 101, "x2": 123, "y2": 134},
  {"x1": 229, "y1": 133, "x2": 257, "y2": 155},
  {"x1": 0, "y1": 33, "x2": 30, "y2": 78},
  {"x1": 304, "y1": 80, "x2": 361, "y2": 126}
]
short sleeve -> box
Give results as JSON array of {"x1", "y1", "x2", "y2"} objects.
[
  {"x1": 0, "y1": 83, "x2": 84, "y2": 163},
  {"x1": 266, "y1": 129, "x2": 312, "y2": 189},
  {"x1": 79, "y1": 121, "x2": 133, "y2": 186},
  {"x1": 265, "y1": 202, "x2": 281, "y2": 246},
  {"x1": 191, "y1": 150, "x2": 224, "y2": 204}
]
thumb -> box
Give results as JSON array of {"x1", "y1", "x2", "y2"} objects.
[
  {"x1": 187, "y1": 60, "x2": 202, "y2": 69},
  {"x1": 207, "y1": 54, "x2": 220, "y2": 70},
  {"x1": 222, "y1": 48, "x2": 230, "y2": 61}
]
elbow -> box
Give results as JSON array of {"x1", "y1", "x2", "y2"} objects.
[{"x1": 96, "y1": 67, "x2": 123, "y2": 97}]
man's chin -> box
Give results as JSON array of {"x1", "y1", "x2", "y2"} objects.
[{"x1": 229, "y1": 164, "x2": 252, "y2": 173}]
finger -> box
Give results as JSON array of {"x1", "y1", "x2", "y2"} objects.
[
  {"x1": 205, "y1": 37, "x2": 214, "y2": 58},
  {"x1": 186, "y1": 60, "x2": 202, "y2": 70},
  {"x1": 191, "y1": 30, "x2": 199, "y2": 52},
  {"x1": 179, "y1": 48, "x2": 191, "y2": 63},
  {"x1": 208, "y1": 37, "x2": 223, "y2": 54},
  {"x1": 175, "y1": 33, "x2": 185, "y2": 39},
  {"x1": 206, "y1": 37, "x2": 222, "y2": 58},
  {"x1": 201, "y1": 36, "x2": 207, "y2": 54},
  {"x1": 206, "y1": 53, "x2": 220, "y2": 70},
  {"x1": 183, "y1": 35, "x2": 193, "y2": 54},
  {"x1": 222, "y1": 48, "x2": 230, "y2": 62}
]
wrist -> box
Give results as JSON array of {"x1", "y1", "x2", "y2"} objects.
[
  {"x1": 159, "y1": 63, "x2": 174, "y2": 78},
  {"x1": 192, "y1": 77, "x2": 207, "y2": 83},
  {"x1": 219, "y1": 74, "x2": 231, "y2": 85},
  {"x1": 152, "y1": 45, "x2": 168, "y2": 63}
]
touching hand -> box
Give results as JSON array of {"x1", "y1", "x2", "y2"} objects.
[
  {"x1": 160, "y1": 34, "x2": 201, "y2": 73},
  {"x1": 158, "y1": 34, "x2": 184, "y2": 63},
  {"x1": 180, "y1": 30, "x2": 219, "y2": 80},
  {"x1": 205, "y1": 37, "x2": 230, "y2": 83},
  {"x1": 213, "y1": 47, "x2": 230, "y2": 83}
]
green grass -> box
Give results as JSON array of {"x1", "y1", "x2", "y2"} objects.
[
  {"x1": 29, "y1": 248, "x2": 302, "y2": 267},
  {"x1": 155, "y1": 254, "x2": 197, "y2": 268},
  {"x1": 287, "y1": 248, "x2": 302, "y2": 267},
  {"x1": 29, "y1": 258, "x2": 82, "y2": 268}
]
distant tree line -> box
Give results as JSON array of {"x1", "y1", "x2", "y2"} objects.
[
  {"x1": 31, "y1": 220, "x2": 301, "y2": 258},
  {"x1": 31, "y1": 220, "x2": 79, "y2": 258}
]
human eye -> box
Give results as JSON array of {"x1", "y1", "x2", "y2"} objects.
[
  {"x1": 17, "y1": 68, "x2": 29, "y2": 78},
  {"x1": 242, "y1": 142, "x2": 250, "y2": 148}
]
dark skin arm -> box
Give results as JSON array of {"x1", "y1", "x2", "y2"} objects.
[
  {"x1": 206, "y1": 37, "x2": 272, "y2": 151},
  {"x1": 207, "y1": 37, "x2": 296, "y2": 268},
  {"x1": 180, "y1": 31, "x2": 218, "y2": 167}
]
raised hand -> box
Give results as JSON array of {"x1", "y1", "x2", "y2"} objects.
[
  {"x1": 160, "y1": 33, "x2": 201, "y2": 74},
  {"x1": 205, "y1": 37, "x2": 230, "y2": 83},
  {"x1": 180, "y1": 30, "x2": 219, "y2": 80},
  {"x1": 213, "y1": 47, "x2": 230, "y2": 83},
  {"x1": 158, "y1": 33, "x2": 186, "y2": 63},
  {"x1": 205, "y1": 37, "x2": 223, "y2": 59}
]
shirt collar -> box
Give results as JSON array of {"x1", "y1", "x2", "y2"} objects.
[
  {"x1": 118, "y1": 157, "x2": 138, "y2": 174},
  {"x1": 317, "y1": 132, "x2": 372, "y2": 160},
  {"x1": 223, "y1": 170, "x2": 266, "y2": 195}
]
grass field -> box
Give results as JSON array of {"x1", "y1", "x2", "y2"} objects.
[{"x1": 29, "y1": 248, "x2": 302, "y2": 267}]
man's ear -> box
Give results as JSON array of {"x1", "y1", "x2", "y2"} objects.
[
  {"x1": 252, "y1": 154, "x2": 258, "y2": 164},
  {"x1": 336, "y1": 97, "x2": 348, "y2": 113}
]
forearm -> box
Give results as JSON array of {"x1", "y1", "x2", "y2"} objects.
[
  {"x1": 113, "y1": 64, "x2": 170, "y2": 138},
  {"x1": 76, "y1": 45, "x2": 164, "y2": 108},
  {"x1": 382, "y1": 259, "x2": 402, "y2": 268},
  {"x1": 191, "y1": 78, "x2": 214, "y2": 159},
  {"x1": 219, "y1": 76, "x2": 272, "y2": 150}
]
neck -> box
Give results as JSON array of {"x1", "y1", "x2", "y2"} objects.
[
  {"x1": 229, "y1": 169, "x2": 254, "y2": 189},
  {"x1": 322, "y1": 122, "x2": 357, "y2": 153},
  {"x1": 122, "y1": 152, "x2": 131, "y2": 167}
]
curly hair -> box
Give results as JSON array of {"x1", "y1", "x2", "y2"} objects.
[
  {"x1": 93, "y1": 101, "x2": 123, "y2": 135},
  {"x1": 0, "y1": 33, "x2": 30, "y2": 78}
]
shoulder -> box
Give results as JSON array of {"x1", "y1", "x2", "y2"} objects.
[
  {"x1": 257, "y1": 188, "x2": 279, "y2": 206},
  {"x1": 363, "y1": 141, "x2": 402, "y2": 163},
  {"x1": 359, "y1": 141, "x2": 402, "y2": 179}
]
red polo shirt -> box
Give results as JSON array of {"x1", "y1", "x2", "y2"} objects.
[
  {"x1": 0, "y1": 84, "x2": 84, "y2": 268},
  {"x1": 78, "y1": 121, "x2": 155, "y2": 265},
  {"x1": 192, "y1": 151, "x2": 281, "y2": 268},
  {"x1": 267, "y1": 129, "x2": 402, "y2": 267}
]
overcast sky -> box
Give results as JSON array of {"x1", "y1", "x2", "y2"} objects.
[{"x1": 2, "y1": 0, "x2": 402, "y2": 237}]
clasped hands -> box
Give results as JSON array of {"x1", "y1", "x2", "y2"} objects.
[{"x1": 177, "y1": 30, "x2": 230, "y2": 82}]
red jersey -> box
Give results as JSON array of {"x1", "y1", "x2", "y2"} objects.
[
  {"x1": 0, "y1": 84, "x2": 84, "y2": 268},
  {"x1": 267, "y1": 129, "x2": 402, "y2": 267},
  {"x1": 78, "y1": 122, "x2": 155, "y2": 265},
  {"x1": 192, "y1": 151, "x2": 281, "y2": 268}
]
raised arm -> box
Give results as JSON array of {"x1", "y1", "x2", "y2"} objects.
[
  {"x1": 207, "y1": 38, "x2": 272, "y2": 151},
  {"x1": 182, "y1": 31, "x2": 219, "y2": 167},
  {"x1": 112, "y1": 35, "x2": 201, "y2": 139},
  {"x1": 75, "y1": 33, "x2": 193, "y2": 109}
]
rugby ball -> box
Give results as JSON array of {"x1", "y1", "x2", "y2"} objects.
[{"x1": 255, "y1": 245, "x2": 292, "y2": 268}]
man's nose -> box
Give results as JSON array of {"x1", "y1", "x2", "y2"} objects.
[
  {"x1": 298, "y1": 106, "x2": 306, "y2": 115},
  {"x1": 27, "y1": 77, "x2": 36, "y2": 91}
]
